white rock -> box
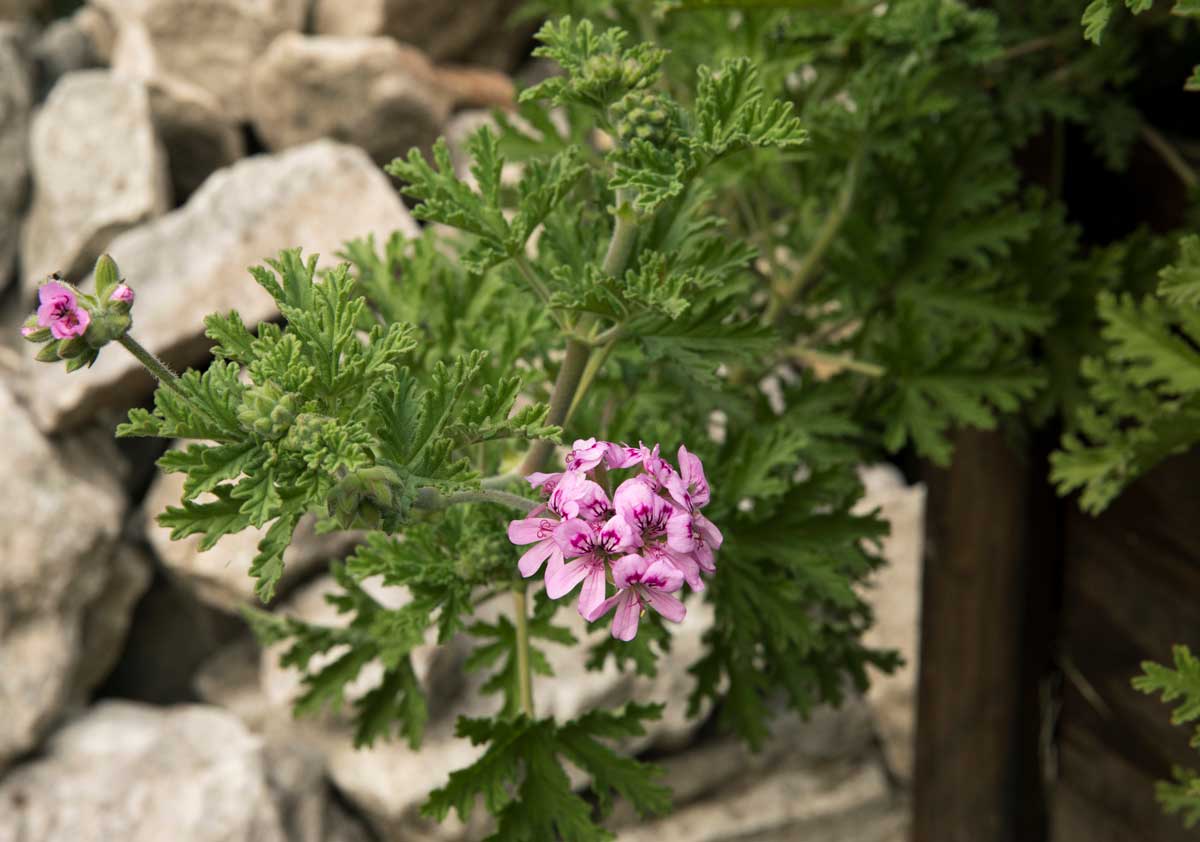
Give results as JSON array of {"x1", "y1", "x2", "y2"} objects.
[
  {"x1": 26, "y1": 140, "x2": 420, "y2": 432},
  {"x1": 616, "y1": 761, "x2": 899, "y2": 842},
  {"x1": 20, "y1": 70, "x2": 170, "y2": 293},
  {"x1": 31, "y1": 9, "x2": 105, "y2": 97},
  {"x1": 249, "y1": 34, "x2": 452, "y2": 166},
  {"x1": 0, "y1": 701, "x2": 363, "y2": 842},
  {"x1": 0, "y1": 26, "x2": 31, "y2": 292},
  {"x1": 856, "y1": 464, "x2": 926, "y2": 783},
  {"x1": 142, "y1": 449, "x2": 359, "y2": 612},
  {"x1": 95, "y1": 0, "x2": 306, "y2": 120},
  {"x1": 0, "y1": 383, "x2": 149, "y2": 768},
  {"x1": 311, "y1": 0, "x2": 530, "y2": 68}
]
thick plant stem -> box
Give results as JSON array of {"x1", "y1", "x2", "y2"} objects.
[
  {"x1": 117, "y1": 333, "x2": 187, "y2": 397},
  {"x1": 513, "y1": 586, "x2": 535, "y2": 717},
  {"x1": 519, "y1": 338, "x2": 591, "y2": 476},
  {"x1": 602, "y1": 190, "x2": 638, "y2": 278}
]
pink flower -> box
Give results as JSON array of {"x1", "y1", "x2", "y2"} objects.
[
  {"x1": 550, "y1": 470, "x2": 610, "y2": 522},
  {"x1": 586, "y1": 553, "x2": 686, "y2": 641},
  {"x1": 565, "y1": 437, "x2": 608, "y2": 472},
  {"x1": 637, "y1": 442, "x2": 679, "y2": 490},
  {"x1": 548, "y1": 516, "x2": 635, "y2": 617},
  {"x1": 604, "y1": 442, "x2": 643, "y2": 469},
  {"x1": 508, "y1": 505, "x2": 566, "y2": 579},
  {"x1": 526, "y1": 471, "x2": 564, "y2": 502},
  {"x1": 109, "y1": 284, "x2": 135, "y2": 305},
  {"x1": 666, "y1": 445, "x2": 710, "y2": 511},
  {"x1": 613, "y1": 477, "x2": 690, "y2": 548},
  {"x1": 36, "y1": 281, "x2": 90, "y2": 340}
]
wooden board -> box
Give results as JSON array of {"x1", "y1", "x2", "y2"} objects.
[{"x1": 1052, "y1": 451, "x2": 1200, "y2": 841}]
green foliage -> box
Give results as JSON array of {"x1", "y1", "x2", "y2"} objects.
[
  {"x1": 1134, "y1": 646, "x2": 1200, "y2": 826},
  {"x1": 423, "y1": 704, "x2": 671, "y2": 841},
  {"x1": 1052, "y1": 237, "x2": 1200, "y2": 513}
]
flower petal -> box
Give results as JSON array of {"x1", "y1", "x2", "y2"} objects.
[
  {"x1": 611, "y1": 553, "x2": 647, "y2": 590},
  {"x1": 643, "y1": 588, "x2": 686, "y2": 624},
  {"x1": 611, "y1": 591, "x2": 642, "y2": 641},
  {"x1": 545, "y1": 556, "x2": 592, "y2": 599},
  {"x1": 518, "y1": 538, "x2": 558, "y2": 578},
  {"x1": 578, "y1": 565, "x2": 608, "y2": 618},
  {"x1": 584, "y1": 592, "x2": 623, "y2": 623}
]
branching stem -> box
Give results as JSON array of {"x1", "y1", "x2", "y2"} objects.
[{"x1": 117, "y1": 333, "x2": 183, "y2": 393}]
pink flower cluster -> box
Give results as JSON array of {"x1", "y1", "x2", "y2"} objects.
[
  {"x1": 32, "y1": 281, "x2": 90, "y2": 339},
  {"x1": 507, "y1": 439, "x2": 722, "y2": 641}
]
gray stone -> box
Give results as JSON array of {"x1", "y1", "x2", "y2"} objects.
[
  {"x1": 142, "y1": 446, "x2": 358, "y2": 612},
  {"x1": 312, "y1": 0, "x2": 532, "y2": 69},
  {"x1": 145, "y1": 77, "x2": 244, "y2": 200},
  {"x1": 0, "y1": 26, "x2": 31, "y2": 292},
  {"x1": 95, "y1": 0, "x2": 307, "y2": 120},
  {"x1": 856, "y1": 465, "x2": 925, "y2": 783},
  {"x1": 0, "y1": 383, "x2": 149, "y2": 768},
  {"x1": 20, "y1": 70, "x2": 170, "y2": 293},
  {"x1": 26, "y1": 140, "x2": 420, "y2": 432},
  {"x1": 0, "y1": 701, "x2": 365, "y2": 842},
  {"x1": 249, "y1": 34, "x2": 452, "y2": 166},
  {"x1": 31, "y1": 9, "x2": 105, "y2": 98}
]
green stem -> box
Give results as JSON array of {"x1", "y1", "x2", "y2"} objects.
[
  {"x1": 513, "y1": 586, "x2": 535, "y2": 717},
  {"x1": 513, "y1": 255, "x2": 569, "y2": 332},
  {"x1": 767, "y1": 146, "x2": 864, "y2": 321},
  {"x1": 602, "y1": 190, "x2": 639, "y2": 277},
  {"x1": 519, "y1": 338, "x2": 591, "y2": 476},
  {"x1": 413, "y1": 487, "x2": 537, "y2": 514},
  {"x1": 117, "y1": 333, "x2": 182, "y2": 391}
]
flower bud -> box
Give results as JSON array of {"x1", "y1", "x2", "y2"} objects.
[
  {"x1": 21, "y1": 316, "x2": 51, "y2": 343},
  {"x1": 93, "y1": 254, "x2": 121, "y2": 301},
  {"x1": 35, "y1": 342, "x2": 62, "y2": 363},
  {"x1": 109, "y1": 283, "x2": 135, "y2": 314},
  {"x1": 238, "y1": 382, "x2": 300, "y2": 439},
  {"x1": 83, "y1": 310, "x2": 132, "y2": 348},
  {"x1": 56, "y1": 336, "x2": 89, "y2": 359}
]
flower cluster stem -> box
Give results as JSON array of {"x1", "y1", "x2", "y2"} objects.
[
  {"x1": 116, "y1": 334, "x2": 187, "y2": 397},
  {"x1": 413, "y1": 487, "x2": 537, "y2": 513},
  {"x1": 513, "y1": 586, "x2": 535, "y2": 718}
]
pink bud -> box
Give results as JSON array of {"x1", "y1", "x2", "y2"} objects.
[{"x1": 110, "y1": 284, "x2": 135, "y2": 305}]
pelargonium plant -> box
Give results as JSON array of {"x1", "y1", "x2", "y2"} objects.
[{"x1": 22, "y1": 12, "x2": 905, "y2": 840}]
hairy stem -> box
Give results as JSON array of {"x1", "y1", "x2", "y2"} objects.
[
  {"x1": 413, "y1": 487, "x2": 537, "y2": 513},
  {"x1": 602, "y1": 190, "x2": 639, "y2": 278},
  {"x1": 1142, "y1": 124, "x2": 1199, "y2": 190},
  {"x1": 117, "y1": 333, "x2": 181, "y2": 389},
  {"x1": 519, "y1": 339, "x2": 591, "y2": 476},
  {"x1": 513, "y1": 586, "x2": 535, "y2": 717}
]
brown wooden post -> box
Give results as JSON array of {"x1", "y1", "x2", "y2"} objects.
[{"x1": 912, "y1": 428, "x2": 1051, "y2": 842}]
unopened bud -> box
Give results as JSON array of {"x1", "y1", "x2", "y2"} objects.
[{"x1": 94, "y1": 254, "x2": 121, "y2": 300}]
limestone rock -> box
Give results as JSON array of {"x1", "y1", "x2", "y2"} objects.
[
  {"x1": 0, "y1": 0, "x2": 44, "y2": 22},
  {"x1": 95, "y1": 0, "x2": 307, "y2": 120},
  {"x1": 0, "y1": 383, "x2": 149, "y2": 768},
  {"x1": 142, "y1": 447, "x2": 359, "y2": 612},
  {"x1": 249, "y1": 34, "x2": 452, "y2": 166},
  {"x1": 0, "y1": 701, "x2": 366, "y2": 842},
  {"x1": 856, "y1": 464, "x2": 926, "y2": 783},
  {"x1": 311, "y1": 0, "x2": 532, "y2": 69},
  {"x1": 20, "y1": 70, "x2": 170, "y2": 293},
  {"x1": 146, "y1": 76, "x2": 245, "y2": 200},
  {"x1": 0, "y1": 27, "x2": 31, "y2": 292},
  {"x1": 26, "y1": 140, "x2": 419, "y2": 432}
]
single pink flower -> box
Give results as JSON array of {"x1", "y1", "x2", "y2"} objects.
[
  {"x1": 586, "y1": 553, "x2": 686, "y2": 641},
  {"x1": 109, "y1": 284, "x2": 135, "y2": 304},
  {"x1": 549, "y1": 516, "x2": 635, "y2": 617},
  {"x1": 613, "y1": 477, "x2": 689, "y2": 548},
  {"x1": 527, "y1": 471, "x2": 563, "y2": 496},
  {"x1": 604, "y1": 442, "x2": 643, "y2": 469},
  {"x1": 36, "y1": 281, "x2": 90, "y2": 339},
  {"x1": 637, "y1": 442, "x2": 679, "y2": 490},
  {"x1": 508, "y1": 505, "x2": 566, "y2": 578},
  {"x1": 566, "y1": 437, "x2": 608, "y2": 472},
  {"x1": 666, "y1": 444, "x2": 711, "y2": 511},
  {"x1": 550, "y1": 470, "x2": 610, "y2": 522}
]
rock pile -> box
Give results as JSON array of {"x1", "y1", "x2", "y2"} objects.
[{"x1": 0, "y1": 2, "x2": 921, "y2": 840}]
